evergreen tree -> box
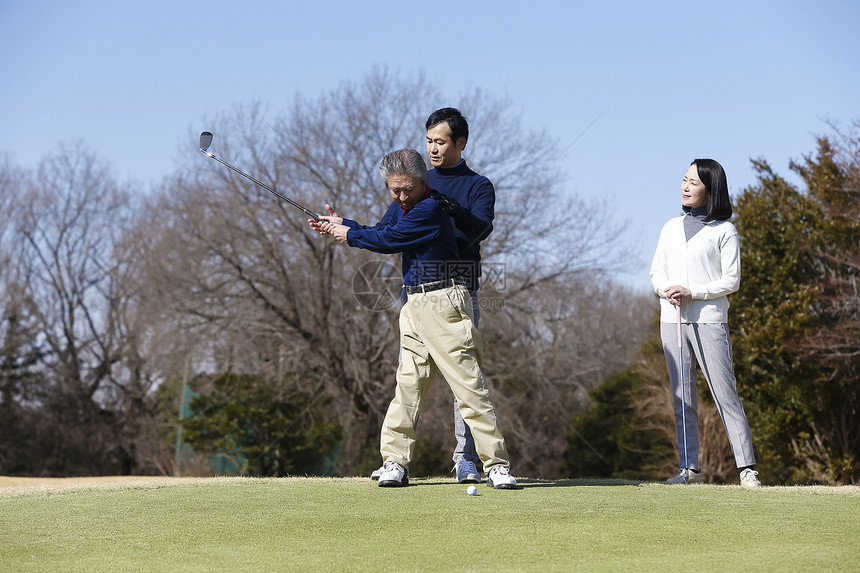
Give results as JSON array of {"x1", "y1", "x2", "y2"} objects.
[
  {"x1": 562, "y1": 343, "x2": 675, "y2": 480},
  {"x1": 179, "y1": 372, "x2": 342, "y2": 476},
  {"x1": 731, "y1": 137, "x2": 858, "y2": 484}
]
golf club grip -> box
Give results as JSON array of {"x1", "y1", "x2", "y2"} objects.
[
  {"x1": 676, "y1": 305, "x2": 682, "y2": 349},
  {"x1": 203, "y1": 151, "x2": 322, "y2": 220}
]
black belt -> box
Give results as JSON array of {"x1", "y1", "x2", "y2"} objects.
[{"x1": 404, "y1": 278, "x2": 465, "y2": 295}]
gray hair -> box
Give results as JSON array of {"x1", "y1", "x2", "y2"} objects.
[{"x1": 379, "y1": 149, "x2": 428, "y2": 188}]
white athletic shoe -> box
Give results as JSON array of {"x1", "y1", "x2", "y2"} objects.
[
  {"x1": 740, "y1": 468, "x2": 762, "y2": 488},
  {"x1": 487, "y1": 466, "x2": 517, "y2": 489},
  {"x1": 377, "y1": 461, "x2": 409, "y2": 487},
  {"x1": 454, "y1": 460, "x2": 481, "y2": 484},
  {"x1": 370, "y1": 465, "x2": 385, "y2": 480},
  {"x1": 665, "y1": 468, "x2": 704, "y2": 484}
]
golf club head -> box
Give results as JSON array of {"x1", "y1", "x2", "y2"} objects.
[{"x1": 199, "y1": 131, "x2": 214, "y2": 152}]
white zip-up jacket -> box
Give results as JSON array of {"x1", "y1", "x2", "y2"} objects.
[{"x1": 649, "y1": 215, "x2": 740, "y2": 324}]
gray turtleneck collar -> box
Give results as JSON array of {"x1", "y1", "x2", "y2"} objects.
[{"x1": 684, "y1": 205, "x2": 709, "y2": 241}]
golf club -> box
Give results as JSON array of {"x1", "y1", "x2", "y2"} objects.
[
  {"x1": 676, "y1": 304, "x2": 689, "y2": 483},
  {"x1": 198, "y1": 131, "x2": 322, "y2": 220}
]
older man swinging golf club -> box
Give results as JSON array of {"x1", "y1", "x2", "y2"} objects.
[{"x1": 312, "y1": 149, "x2": 517, "y2": 489}]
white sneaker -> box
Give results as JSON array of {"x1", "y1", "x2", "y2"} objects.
[
  {"x1": 370, "y1": 465, "x2": 385, "y2": 480},
  {"x1": 454, "y1": 460, "x2": 481, "y2": 484},
  {"x1": 377, "y1": 461, "x2": 409, "y2": 487},
  {"x1": 487, "y1": 466, "x2": 517, "y2": 489},
  {"x1": 740, "y1": 468, "x2": 762, "y2": 488},
  {"x1": 665, "y1": 469, "x2": 704, "y2": 484}
]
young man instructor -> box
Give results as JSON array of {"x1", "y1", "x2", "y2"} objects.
[
  {"x1": 315, "y1": 149, "x2": 516, "y2": 489},
  {"x1": 422, "y1": 107, "x2": 496, "y2": 483}
]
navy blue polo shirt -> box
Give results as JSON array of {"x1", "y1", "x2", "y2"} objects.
[{"x1": 343, "y1": 197, "x2": 459, "y2": 287}]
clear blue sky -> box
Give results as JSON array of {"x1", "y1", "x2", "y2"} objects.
[{"x1": 2, "y1": 0, "x2": 858, "y2": 290}]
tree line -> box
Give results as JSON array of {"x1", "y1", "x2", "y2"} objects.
[
  {"x1": 0, "y1": 70, "x2": 649, "y2": 479},
  {"x1": 2, "y1": 71, "x2": 855, "y2": 484}
]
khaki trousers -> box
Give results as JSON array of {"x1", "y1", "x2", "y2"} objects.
[{"x1": 380, "y1": 284, "x2": 510, "y2": 473}]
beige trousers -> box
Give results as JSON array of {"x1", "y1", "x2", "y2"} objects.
[{"x1": 380, "y1": 283, "x2": 510, "y2": 473}]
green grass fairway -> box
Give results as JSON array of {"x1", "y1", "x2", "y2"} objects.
[{"x1": 2, "y1": 477, "x2": 859, "y2": 572}]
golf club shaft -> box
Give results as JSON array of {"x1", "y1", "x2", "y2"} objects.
[
  {"x1": 676, "y1": 304, "x2": 689, "y2": 478},
  {"x1": 200, "y1": 149, "x2": 322, "y2": 220}
]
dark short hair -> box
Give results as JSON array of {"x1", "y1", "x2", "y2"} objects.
[
  {"x1": 379, "y1": 149, "x2": 428, "y2": 187},
  {"x1": 685, "y1": 158, "x2": 732, "y2": 221},
  {"x1": 425, "y1": 107, "x2": 469, "y2": 145}
]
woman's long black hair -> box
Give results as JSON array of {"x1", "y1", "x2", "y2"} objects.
[{"x1": 684, "y1": 158, "x2": 732, "y2": 221}]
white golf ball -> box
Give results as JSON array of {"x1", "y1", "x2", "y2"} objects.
[{"x1": 466, "y1": 485, "x2": 478, "y2": 496}]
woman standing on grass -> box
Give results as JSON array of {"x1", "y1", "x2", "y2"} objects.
[{"x1": 649, "y1": 159, "x2": 761, "y2": 488}]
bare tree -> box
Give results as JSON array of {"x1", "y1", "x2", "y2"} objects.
[
  {"x1": 799, "y1": 120, "x2": 860, "y2": 364},
  {"x1": 6, "y1": 143, "x2": 168, "y2": 475},
  {"x1": 142, "y1": 68, "x2": 643, "y2": 475},
  {"x1": 474, "y1": 277, "x2": 655, "y2": 475},
  {"x1": 0, "y1": 157, "x2": 45, "y2": 473},
  {"x1": 789, "y1": 121, "x2": 860, "y2": 483}
]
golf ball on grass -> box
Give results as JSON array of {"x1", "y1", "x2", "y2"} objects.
[{"x1": 467, "y1": 485, "x2": 478, "y2": 496}]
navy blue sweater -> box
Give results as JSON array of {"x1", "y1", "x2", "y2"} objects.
[
  {"x1": 343, "y1": 197, "x2": 460, "y2": 287},
  {"x1": 427, "y1": 161, "x2": 495, "y2": 290}
]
